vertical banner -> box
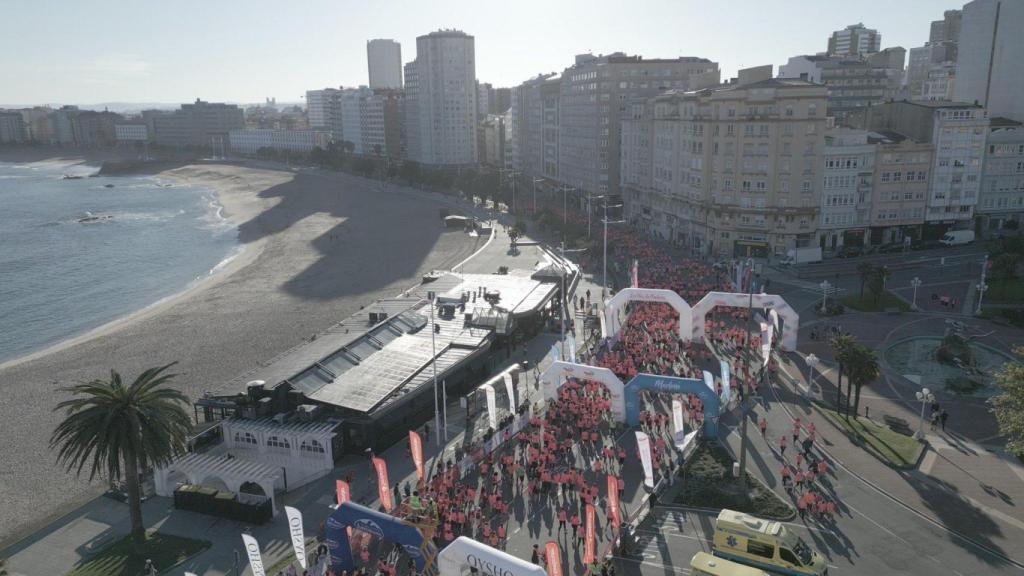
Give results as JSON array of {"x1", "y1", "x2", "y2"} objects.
[
  {"x1": 567, "y1": 334, "x2": 577, "y2": 363},
  {"x1": 242, "y1": 534, "x2": 266, "y2": 576},
  {"x1": 502, "y1": 372, "x2": 516, "y2": 412},
  {"x1": 769, "y1": 308, "x2": 780, "y2": 333},
  {"x1": 284, "y1": 506, "x2": 308, "y2": 569},
  {"x1": 484, "y1": 384, "x2": 498, "y2": 429},
  {"x1": 584, "y1": 504, "x2": 597, "y2": 564},
  {"x1": 545, "y1": 542, "x2": 562, "y2": 576},
  {"x1": 734, "y1": 262, "x2": 743, "y2": 292},
  {"x1": 635, "y1": 431, "x2": 654, "y2": 488},
  {"x1": 720, "y1": 360, "x2": 732, "y2": 403},
  {"x1": 760, "y1": 322, "x2": 771, "y2": 367},
  {"x1": 702, "y1": 370, "x2": 715, "y2": 395},
  {"x1": 671, "y1": 398, "x2": 685, "y2": 439},
  {"x1": 372, "y1": 457, "x2": 393, "y2": 512},
  {"x1": 550, "y1": 344, "x2": 561, "y2": 363},
  {"x1": 409, "y1": 430, "x2": 424, "y2": 481},
  {"x1": 335, "y1": 479, "x2": 352, "y2": 537},
  {"x1": 631, "y1": 259, "x2": 639, "y2": 288},
  {"x1": 606, "y1": 474, "x2": 621, "y2": 529}
]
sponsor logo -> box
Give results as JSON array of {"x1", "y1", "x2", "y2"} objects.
[
  {"x1": 466, "y1": 553, "x2": 514, "y2": 576},
  {"x1": 326, "y1": 517, "x2": 344, "y2": 530},
  {"x1": 403, "y1": 544, "x2": 423, "y2": 559},
  {"x1": 352, "y1": 518, "x2": 384, "y2": 538}
]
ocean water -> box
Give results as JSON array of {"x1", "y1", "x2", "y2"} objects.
[{"x1": 0, "y1": 159, "x2": 240, "y2": 363}]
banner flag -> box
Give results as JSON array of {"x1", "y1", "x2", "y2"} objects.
[
  {"x1": 242, "y1": 534, "x2": 266, "y2": 576},
  {"x1": 502, "y1": 373, "x2": 516, "y2": 412},
  {"x1": 720, "y1": 360, "x2": 731, "y2": 403},
  {"x1": 584, "y1": 504, "x2": 597, "y2": 565},
  {"x1": 409, "y1": 430, "x2": 424, "y2": 481},
  {"x1": 335, "y1": 480, "x2": 352, "y2": 537},
  {"x1": 631, "y1": 259, "x2": 639, "y2": 288},
  {"x1": 769, "y1": 308, "x2": 780, "y2": 333},
  {"x1": 567, "y1": 335, "x2": 577, "y2": 363},
  {"x1": 372, "y1": 457, "x2": 393, "y2": 512},
  {"x1": 484, "y1": 384, "x2": 498, "y2": 429},
  {"x1": 284, "y1": 506, "x2": 308, "y2": 569},
  {"x1": 703, "y1": 370, "x2": 715, "y2": 395},
  {"x1": 671, "y1": 398, "x2": 685, "y2": 439},
  {"x1": 607, "y1": 474, "x2": 621, "y2": 529},
  {"x1": 635, "y1": 431, "x2": 654, "y2": 488},
  {"x1": 760, "y1": 322, "x2": 771, "y2": 367},
  {"x1": 550, "y1": 344, "x2": 561, "y2": 363},
  {"x1": 545, "y1": 542, "x2": 563, "y2": 576}
]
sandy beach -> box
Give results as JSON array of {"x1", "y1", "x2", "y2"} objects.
[{"x1": 0, "y1": 162, "x2": 479, "y2": 549}]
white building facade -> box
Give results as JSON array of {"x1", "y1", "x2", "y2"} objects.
[
  {"x1": 229, "y1": 129, "x2": 331, "y2": 155},
  {"x1": 819, "y1": 127, "x2": 876, "y2": 250},
  {"x1": 977, "y1": 118, "x2": 1024, "y2": 231},
  {"x1": 306, "y1": 88, "x2": 344, "y2": 142},
  {"x1": 929, "y1": 105, "x2": 988, "y2": 223},
  {"x1": 367, "y1": 39, "x2": 403, "y2": 90},
  {"x1": 955, "y1": 0, "x2": 1024, "y2": 122}
]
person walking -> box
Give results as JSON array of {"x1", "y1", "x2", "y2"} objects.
[
  {"x1": 779, "y1": 435, "x2": 787, "y2": 458},
  {"x1": 940, "y1": 409, "x2": 949, "y2": 431},
  {"x1": 759, "y1": 418, "x2": 767, "y2": 437}
]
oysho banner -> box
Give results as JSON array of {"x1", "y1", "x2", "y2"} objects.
[
  {"x1": 671, "y1": 398, "x2": 685, "y2": 438},
  {"x1": 584, "y1": 504, "x2": 597, "y2": 565},
  {"x1": 502, "y1": 373, "x2": 516, "y2": 412},
  {"x1": 720, "y1": 360, "x2": 731, "y2": 403},
  {"x1": 284, "y1": 506, "x2": 308, "y2": 569},
  {"x1": 409, "y1": 430, "x2": 425, "y2": 481},
  {"x1": 606, "y1": 474, "x2": 621, "y2": 529},
  {"x1": 484, "y1": 384, "x2": 498, "y2": 430},
  {"x1": 545, "y1": 542, "x2": 562, "y2": 576},
  {"x1": 635, "y1": 431, "x2": 654, "y2": 488},
  {"x1": 373, "y1": 457, "x2": 393, "y2": 512},
  {"x1": 760, "y1": 322, "x2": 771, "y2": 367},
  {"x1": 242, "y1": 534, "x2": 266, "y2": 576}
]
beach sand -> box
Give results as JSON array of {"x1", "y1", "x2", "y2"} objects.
[{"x1": 0, "y1": 162, "x2": 479, "y2": 549}]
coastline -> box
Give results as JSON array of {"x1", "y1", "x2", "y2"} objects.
[{"x1": 0, "y1": 162, "x2": 267, "y2": 373}]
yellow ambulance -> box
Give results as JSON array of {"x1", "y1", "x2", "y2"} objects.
[
  {"x1": 690, "y1": 551, "x2": 771, "y2": 575},
  {"x1": 712, "y1": 509, "x2": 828, "y2": 575}
]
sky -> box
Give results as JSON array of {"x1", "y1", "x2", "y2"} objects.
[{"x1": 0, "y1": 0, "x2": 965, "y2": 107}]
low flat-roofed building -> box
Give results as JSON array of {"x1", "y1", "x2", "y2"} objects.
[{"x1": 229, "y1": 129, "x2": 331, "y2": 155}]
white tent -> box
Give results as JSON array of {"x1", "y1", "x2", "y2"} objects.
[{"x1": 438, "y1": 537, "x2": 547, "y2": 576}]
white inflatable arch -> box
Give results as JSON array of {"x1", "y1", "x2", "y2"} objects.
[
  {"x1": 438, "y1": 536, "x2": 547, "y2": 576},
  {"x1": 692, "y1": 291, "x2": 800, "y2": 351},
  {"x1": 539, "y1": 361, "x2": 625, "y2": 422},
  {"x1": 603, "y1": 288, "x2": 693, "y2": 342}
]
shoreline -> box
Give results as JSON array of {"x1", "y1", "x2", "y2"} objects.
[{"x1": 0, "y1": 160, "x2": 265, "y2": 373}]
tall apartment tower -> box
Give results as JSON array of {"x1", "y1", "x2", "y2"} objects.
[
  {"x1": 955, "y1": 0, "x2": 1024, "y2": 122},
  {"x1": 930, "y1": 10, "x2": 963, "y2": 44},
  {"x1": 827, "y1": 23, "x2": 882, "y2": 57},
  {"x1": 306, "y1": 88, "x2": 344, "y2": 142},
  {"x1": 367, "y1": 39, "x2": 403, "y2": 90},
  {"x1": 403, "y1": 30, "x2": 477, "y2": 165}
]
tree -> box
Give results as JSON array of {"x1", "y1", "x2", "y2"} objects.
[
  {"x1": 857, "y1": 262, "x2": 875, "y2": 300},
  {"x1": 831, "y1": 333, "x2": 856, "y2": 412},
  {"x1": 50, "y1": 364, "x2": 192, "y2": 549},
  {"x1": 310, "y1": 146, "x2": 328, "y2": 167},
  {"x1": 991, "y1": 346, "x2": 1024, "y2": 456},
  {"x1": 990, "y1": 253, "x2": 1020, "y2": 280},
  {"x1": 400, "y1": 160, "x2": 421, "y2": 185},
  {"x1": 845, "y1": 343, "x2": 882, "y2": 418},
  {"x1": 867, "y1": 265, "x2": 890, "y2": 305}
]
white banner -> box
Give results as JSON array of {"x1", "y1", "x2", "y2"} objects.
[
  {"x1": 671, "y1": 398, "x2": 685, "y2": 442},
  {"x1": 284, "y1": 506, "x2": 307, "y2": 569},
  {"x1": 242, "y1": 534, "x2": 266, "y2": 576},
  {"x1": 770, "y1": 308, "x2": 780, "y2": 333},
  {"x1": 720, "y1": 360, "x2": 731, "y2": 403},
  {"x1": 502, "y1": 373, "x2": 516, "y2": 412},
  {"x1": 484, "y1": 384, "x2": 498, "y2": 430},
  {"x1": 550, "y1": 344, "x2": 561, "y2": 362},
  {"x1": 703, "y1": 370, "x2": 715, "y2": 395},
  {"x1": 635, "y1": 431, "x2": 654, "y2": 488},
  {"x1": 760, "y1": 322, "x2": 771, "y2": 367},
  {"x1": 567, "y1": 335, "x2": 577, "y2": 363}
]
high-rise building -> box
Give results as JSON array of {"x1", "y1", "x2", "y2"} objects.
[
  {"x1": 367, "y1": 39, "x2": 403, "y2": 90},
  {"x1": 477, "y1": 82, "x2": 492, "y2": 120},
  {"x1": 51, "y1": 106, "x2": 79, "y2": 145},
  {"x1": 930, "y1": 9, "x2": 963, "y2": 45},
  {"x1": 74, "y1": 110, "x2": 122, "y2": 147},
  {"x1": 341, "y1": 86, "x2": 373, "y2": 153},
  {"x1": 827, "y1": 23, "x2": 882, "y2": 57},
  {"x1": 403, "y1": 29, "x2": 477, "y2": 166},
  {"x1": 868, "y1": 133, "x2": 932, "y2": 245},
  {"x1": 976, "y1": 117, "x2": 1024, "y2": 231},
  {"x1": 556, "y1": 52, "x2": 719, "y2": 198},
  {"x1": 620, "y1": 66, "x2": 828, "y2": 257},
  {"x1": 306, "y1": 88, "x2": 344, "y2": 142},
  {"x1": 511, "y1": 73, "x2": 561, "y2": 183},
  {"x1": 779, "y1": 48, "x2": 905, "y2": 122},
  {"x1": 18, "y1": 107, "x2": 55, "y2": 144},
  {"x1": 360, "y1": 90, "x2": 403, "y2": 158},
  {"x1": 819, "y1": 127, "x2": 876, "y2": 250},
  {"x1": 0, "y1": 112, "x2": 26, "y2": 143},
  {"x1": 906, "y1": 44, "x2": 958, "y2": 101},
  {"x1": 955, "y1": 0, "x2": 1024, "y2": 122},
  {"x1": 152, "y1": 99, "x2": 244, "y2": 149}
]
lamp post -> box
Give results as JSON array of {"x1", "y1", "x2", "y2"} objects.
[
  {"x1": 532, "y1": 177, "x2": 543, "y2": 214},
  {"x1": 805, "y1": 353, "x2": 819, "y2": 399},
  {"x1": 915, "y1": 387, "x2": 935, "y2": 440},
  {"x1": 428, "y1": 291, "x2": 442, "y2": 447},
  {"x1": 975, "y1": 254, "x2": 989, "y2": 315},
  {"x1": 600, "y1": 196, "x2": 625, "y2": 299},
  {"x1": 910, "y1": 277, "x2": 922, "y2": 311},
  {"x1": 819, "y1": 280, "x2": 832, "y2": 313}
]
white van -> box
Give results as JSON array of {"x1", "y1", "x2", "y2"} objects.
[
  {"x1": 940, "y1": 230, "x2": 975, "y2": 246},
  {"x1": 712, "y1": 509, "x2": 827, "y2": 575},
  {"x1": 691, "y1": 552, "x2": 771, "y2": 575}
]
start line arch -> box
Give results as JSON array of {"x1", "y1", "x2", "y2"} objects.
[
  {"x1": 438, "y1": 537, "x2": 546, "y2": 576},
  {"x1": 540, "y1": 360, "x2": 625, "y2": 422},
  {"x1": 604, "y1": 288, "x2": 693, "y2": 342},
  {"x1": 692, "y1": 291, "x2": 799, "y2": 351},
  {"x1": 325, "y1": 501, "x2": 435, "y2": 574},
  {"x1": 625, "y1": 373, "x2": 721, "y2": 439}
]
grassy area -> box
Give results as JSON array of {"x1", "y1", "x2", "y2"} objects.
[
  {"x1": 840, "y1": 292, "x2": 911, "y2": 312},
  {"x1": 674, "y1": 443, "x2": 793, "y2": 520},
  {"x1": 67, "y1": 532, "x2": 210, "y2": 576},
  {"x1": 817, "y1": 408, "x2": 924, "y2": 469},
  {"x1": 986, "y1": 278, "x2": 1024, "y2": 302}
]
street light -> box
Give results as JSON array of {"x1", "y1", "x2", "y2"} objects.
[
  {"x1": 975, "y1": 254, "x2": 989, "y2": 315},
  {"x1": 598, "y1": 195, "x2": 625, "y2": 299},
  {"x1": 910, "y1": 277, "x2": 922, "y2": 311},
  {"x1": 427, "y1": 291, "x2": 444, "y2": 446},
  {"x1": 805, "y1": 353, "x2": 819, "y2": 399},
  {"x1": 532, "y1": 177, "x2": 543, "y2": 214},
  {"x1": 914, "y1": 387, "x2": 935, "y2": 440},
  {"x1": 819, "y1": 280, "x2": 832, "y2": 313}
]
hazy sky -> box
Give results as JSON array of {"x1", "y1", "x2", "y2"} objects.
[{"x1": 1, "y1": 0, "x2": 963, "y2": 106}]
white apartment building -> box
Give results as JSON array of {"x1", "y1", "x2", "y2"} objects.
[
  {"x1": 403, "y1": 29, "x2": 477, "y2": 166},
  {"x1": 869, "y1": 135, "x2": 932, "y2": 245},
  {"x1": 955, "y1": 0, "x2": 1024, "y2": 122},
  {"x1": 306, "y1": 88, "x2": 344, "y2": 142},
  {"x1": 0, "y1": 112, "x2": 26, "y2": 143},
  {"x1": 367, "y1": 39, "x2": 403, "y2": 90},
  {"x1": 229, "y1": 129, "x2": 331, "y2": 155},
  {"x1": 819, "y1": 127, "x2": 876, "y2": 250},
  {"x1": 114, "y1": 123, "x2": 149, "y2": 142},
  {"x1": 341, "y1": 86, "x2": 373, "y2": 154},
  {"x1": 906, "y1": 43, "x2": 957, "y2": 101},
  {"x1": 977, "y1": 117, "x2": 1024, "y2": 231},
  {"x1": 827, "y1": 23, "x2": 882, "y2": 57}
]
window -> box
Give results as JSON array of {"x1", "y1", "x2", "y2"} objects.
[
  {"x1": 802, "y1": 180, "x2": 812, "y2": 193},
  {"x1": 300, "y1": 439, "x2": 326, "y2": 455},
  {"x1": 234, "y1": 432, "x2": 257, "y2": 446},
  {"x1": 267, "y1": 436, "x2": 290, "y2": 450},
  {"x1": 808, "y1": 104, "x2": 818, "y2": 116},
  {"x1": 780, "y1": 548, "x2": 801, "y2": 566},
  {"x1": 747, "y1": 541, "x2": 775, "y2": 559}
]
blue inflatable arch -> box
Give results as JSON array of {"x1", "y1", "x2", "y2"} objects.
[
  {"x1": 325, "y1": 501, "x2": 436, "y2": 574},
  {"x1": 624, "y1": 373, "x2": 721, "y2": 439}
]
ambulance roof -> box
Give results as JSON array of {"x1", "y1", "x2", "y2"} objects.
[{"x1": 717, "y1": 509, "x2": 783, "y2": 537}]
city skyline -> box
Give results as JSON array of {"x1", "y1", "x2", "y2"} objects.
[{"x1": 2, "y1": 0, "x2": 962, "y2": 106}]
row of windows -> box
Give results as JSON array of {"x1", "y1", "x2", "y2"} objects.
[
  {"x1": 232, "y1": 432, "x2": 325, "y2": 454},
  {"x1": 881, "y1": 171, "x2": 927, "y2": 182}
]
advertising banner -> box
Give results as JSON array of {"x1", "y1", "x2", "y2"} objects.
[
  {"x1": 372, "y1": 457, "x2": 393, "y2": 512},
  {"x1": 584, "y1": 504, "x2": 597, "y2": 565},
  {"x1": 720, "y1": 360, "x2": 731, "y2": 403},
  {"x1": 484, "y1": 384, "x2": 498, "y2": 429},
  {"x1": 702, "y1": 370, "x2": 715, "y2": 395},
  {"x1": 284, "y1": 506, "x2": 308, "y2": 569},
  {"x1": 242, "y1": 534, "x2": 266, "y2": 576},
  {"x1": 502, "y1": 372, "x2": 516, "y2": 412},
  {"x1": 409, "y1": 430, "x2": 424, "y2": 481},
  {"x1": 635, "y1": 431, "x2": 654, "y2": 488},
  {"x1": 760, "y1": 322, "x2": 771, "y2": 367},
  {"x1": 671, "y1": 398, "x2": 685, "y2": 441},
  {"x1": 631, "y1": 259, "x2": 639, "y2": 288},
  {"x1": 546, "y1": 542, "x2": 562, "y2": 576},
  {"x1": 606, "y1": 474, "x2": 621, "y2": 529}
]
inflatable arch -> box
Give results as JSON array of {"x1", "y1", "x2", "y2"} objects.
[
  {"x1": 438, "y1": 537, "x2": 547, "y2": 576},
  {"x1": 692, "y1": 291, "x2": 800, "y2": 351},
  {"x1": 603, "y1": 288, "x2": 693, "y2": 342},
  {"x1": 325, "y1": 501, "x2": 435, "y2": 574},
  {"x1": 539, "y1": 360, "x2": 626, "y2": 422},
  {"x1": 624, "y1": 374, "x2": 720, "y2": 439}
]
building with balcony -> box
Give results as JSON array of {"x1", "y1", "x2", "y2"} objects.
[
  {"x1": 779, "y1": 48, "x2": 905, "y2": 123},
  {"x1": 152, "y1": 99, "x2": 244, "y2": 149},
  {"x1": 977, "y1": 117, "x2": 1024, "y2": 232},
  {"x1": 867, "y1": 133, "x2": 932, "y2": 246},
  {"x1": 819, "y1": 127, "x2": 876, "y2": 250},
  {"x1": 228, "y1": 129, "x2": 331, "y2": 155},
  {"x1": 827, "y1": 23, "x2": 882, "y2": 57}
]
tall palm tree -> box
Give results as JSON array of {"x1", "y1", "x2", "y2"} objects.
[
  {"x1": 50, "y1": 363, "x2": 192, "y2": 548},
  {"x1": 856, "y1": 262, "x2": 875, "y2": 300},
  {"x1": 831, "y1": 333, "x2": 857, "y2": 412},
  {"x1": 846, "y1": 344, "x2": 882, "y2": 418}
]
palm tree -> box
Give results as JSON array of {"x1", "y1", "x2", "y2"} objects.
[
  {"x1": 831, "y1": 333, "x2": 857, "y2": 412},
  {"x1": 856, "y1": 262, "x2": 875, "y2": 300},
  {"x1": 846, "y1": 344, "x2": 882, "y2": 418},
  {"x1": 50, "y1": 363, "x2": 192, "y2": 549}
]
